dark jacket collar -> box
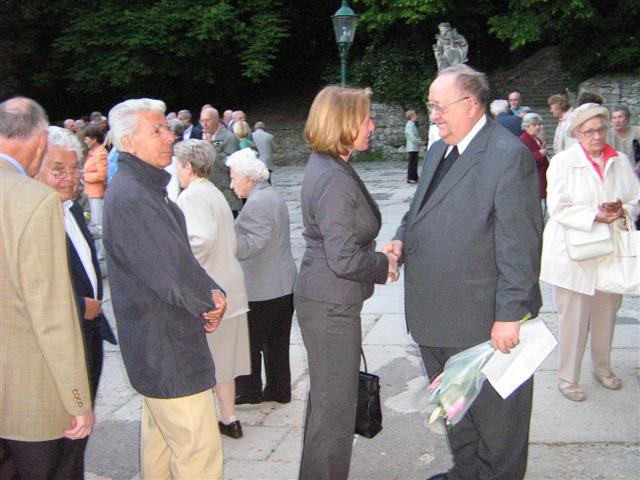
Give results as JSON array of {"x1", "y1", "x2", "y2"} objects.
[{"x1": 117, "y1": 151, "x2": 171, "y2": 194}]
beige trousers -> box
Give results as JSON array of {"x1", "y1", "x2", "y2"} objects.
[
  {"x1": 141, "y1": 389, "x2": 223, "y2": 479},
  {"x1": 553, "y1": 286, "x2": 622, "y2": 384}
]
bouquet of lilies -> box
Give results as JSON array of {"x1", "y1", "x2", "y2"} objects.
[{"x1": 428, "y1": 313, "x2": 532, "y2": 427}]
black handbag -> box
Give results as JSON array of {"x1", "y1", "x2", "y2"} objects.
[{"x1": 355, "y1": 349, "x2": 383, "y2": 438}]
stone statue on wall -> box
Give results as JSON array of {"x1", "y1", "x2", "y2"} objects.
[{"x1": 433, "y1": 22, "x2": 469, "y2": 72}]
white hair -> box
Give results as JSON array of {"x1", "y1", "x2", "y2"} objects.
[
  {"x1": 521, "y1": 112, "x2": 543, "y2": 129},
  {"x1": 108, "y1": 98, "x2": 166, "y2": 151},
  {"x1": 489, "y1": 99, "x2": 509, "y2": 116},
  {"x1": 225, "y1": 147, "x2": 269, "y2": 183},
  {"x1": 46, "y1": 126, "x2": 82, "y2": 164}
]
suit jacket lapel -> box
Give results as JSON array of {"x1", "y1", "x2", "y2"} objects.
[
  {"x1": 69, "y1": 201, "x2": 102, "y2": 299},
  {"x1": 409, "y1": 142, "x2": 447, "y2": 224},
  {"x1": 413, "y1": 122, "x2": 492, "y2": 222}
]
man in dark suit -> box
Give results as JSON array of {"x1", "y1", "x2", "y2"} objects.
[
  {"x1": 37, "y1": 126, "x2": 118, "y2": 477},
  {"x1": 384, "y1": 65, "x2": 542, "y2": 480},
  {"x1": 178, "y1": 109, "x2": 202, "y2": 140}
]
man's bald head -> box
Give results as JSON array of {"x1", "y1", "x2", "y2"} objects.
[{"x1": 199, "y1": 107, "x2": 220, "y2": 135}]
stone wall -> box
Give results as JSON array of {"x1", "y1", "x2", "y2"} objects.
[
  {"x1": 578, "y1": 76, "x2": 640, "y2": 120},
  {"x1": 268, "y1": 74, "x2": 639, "y2": 165},
  {"x1": 268, "y1": 101, "x2": 425, "y2": 165}
]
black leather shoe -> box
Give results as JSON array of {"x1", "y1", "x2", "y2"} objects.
[
  {"x1": 425, "y1": 473, "x2": 448, "y2": 480},
  {"x1": 218, "y1": 420, "x2": 243, "y2": 439},
  {"x1": 234, "y1": 394, "x2": 262, "y2": 405}
]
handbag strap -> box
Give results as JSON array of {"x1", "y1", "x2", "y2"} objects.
[{"x1": 360, "y1": 348, "x2": 368, "y2": 373}]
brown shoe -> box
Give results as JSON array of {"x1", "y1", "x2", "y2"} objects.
[
  {"x1": 593, "y1": 371, "x2": 622, "y2": 390},
  {"x1": 559, "y1": 381, "x2": 586, "y2": 401}
]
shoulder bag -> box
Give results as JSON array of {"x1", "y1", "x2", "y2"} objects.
[
  {"x1": 596, "y1": 211, "x2": 640, "y2": 296},
  {"x1": 564, "y1": 222, "x2": 613, "y2": 261},
  {"x1": 355, "y1": 349, "x2": 383, "y2": 438}
]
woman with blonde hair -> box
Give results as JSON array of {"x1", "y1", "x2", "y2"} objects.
[
  {"x1": 295, "y1": 85, "x2": 399, "y2": 479},
  {"x1": 233, "y1": 120, "x2": 255, "y2": 150}
]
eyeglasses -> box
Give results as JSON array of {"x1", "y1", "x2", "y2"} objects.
[
  {"x1": 426, "y1": 96, "x2": 470, "y2": 115},
  {"x1": 578, "y1": 127, "x2": 607, "y2": 138},
  {"x1": 45, "y1": 167, "x2": 84, "y2": 178}
]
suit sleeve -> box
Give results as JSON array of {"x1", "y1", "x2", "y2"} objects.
[
  {"x1": 494, "y1": 146, "x2": 543, "y2": 321},
  {"x1": 19, "y1": 192, "x2": 91, "y2": 416},
  {"x1": 105, "y1": 197, "x2": 218, "y2": 318},
  {"x1": 314, "y1": 170, "x2": 388, "y2": 283},
  {"x1": 235, "y1": 195, "x2": 273, "y2": 261}
]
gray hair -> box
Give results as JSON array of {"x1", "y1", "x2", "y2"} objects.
[
  {"x1": 405, "y1": 110, "x2": 416, "y2": 120},
  {"x1": 46, "y1": 126, "x2": 83, "y2": 164},
  {"x1": 612, "y1": 105, "x2": 631, "y2": 121},
  {"x1": 440, "y1": 64, "x2": 490, "y2": 108},
  {"x1": 178, "y1": 109, "x2": 192, "y2": 121},
  {"x1": 168, "y1": 118, "x2": 185, "y2": 137},
  {"x1": 254, "y1": 121, "x2": 266, "y2": 130},
  {"x1": 108, "y1": 98, "x2": 166, "y2": 151},
  {"x1": 0, "y1": 97, "x2": 49, "y2": 139},
  {"x1": 174, "y1": 139, "x2": 216, "y2": 178},
  {"x1": 521, "y1": 112, "x2": 543, "y2": 129},
  {"x1": 225, "y1": 147, "x2": 269, "y2": 183},
  {"x1": 489, "y1": 99, "x2": 509, "y2": 116}
]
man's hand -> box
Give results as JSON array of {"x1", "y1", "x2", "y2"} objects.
[
  {"x1": 385, "y1": 252, "x2": 400, "y2": 282},
  {"x1": 84, "y1": 298, "x2": 102, "y2": 320},
  {"x1": 382, "y1": 240, "x2": 403, "y2": 260},
  {"x1": 491, "y1": 321, "x2": 521, "y2": 354},
  {"x1": 202, "y1": 290, "x2": 227, "y2": 333},
  {"x1": 63, "y1": 411, "x2": 94, "y2": 440}
]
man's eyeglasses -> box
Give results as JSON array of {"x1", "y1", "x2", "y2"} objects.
[
  {"x1": 426, "y1": 96, "x2": 470, "y2": 115},
  {"x1": 578, "y1": 127, "x2": 607, "y2": 138},
  {"x1": 45, "y1": 167, "x2": 84, "y2": 178}
]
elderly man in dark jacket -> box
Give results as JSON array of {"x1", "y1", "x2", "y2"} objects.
[{"x1": 103, "y1": 98, "x2": 227, "y2": 479}]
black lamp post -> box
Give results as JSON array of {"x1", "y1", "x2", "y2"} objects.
[{"x1": 331, "y1": 0, "x2": 358, "y2": 87}]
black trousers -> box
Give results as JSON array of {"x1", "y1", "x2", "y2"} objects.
[
  {"x1": 236, "y1": 294, "x2": 294, "y2": 399},
  {"x1": 420, "y1": 345, "x2": 533, "y2": 480},
  {"x1": 0, "y1": 438, "x2": 67, "y2": 480},
  {"x1": 407, "y1": 151, "x2": 419, "y2": 181}
]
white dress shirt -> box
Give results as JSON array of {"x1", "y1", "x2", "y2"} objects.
[{"x1": 63, "y1": 200, "x2": 98, "y2": 298}]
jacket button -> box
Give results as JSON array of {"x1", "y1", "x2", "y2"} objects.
[{"x1": 407, "y1": 247, "x2": 414, "y2": 255}]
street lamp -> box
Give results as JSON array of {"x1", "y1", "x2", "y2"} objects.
[{"x1": 331, "y1": 0, "x2": 358, "y2": 87}]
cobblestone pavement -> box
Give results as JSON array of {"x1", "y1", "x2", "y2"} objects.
[{"x1": 87, "y1": 161, "x2": 639, "y2": 480}]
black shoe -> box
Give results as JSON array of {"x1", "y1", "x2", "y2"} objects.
[
  {"x1": 262, "y1": 393, "x2": 291, "y2": 404},
  {"x1": 234, "y1": 394, "x2": 262, "y2": 405},
  {"x1": 218, "y1": 420, "x2": 243, "y2": 439},
  {"x1": 425, "y1": 473, "x2": 448, "y2": 480},
  {"x1": 407, "y1": 179, "x2": 419, "y2": 184}
]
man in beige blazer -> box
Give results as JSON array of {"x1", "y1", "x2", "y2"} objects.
[{"x1": 0, "y1": 97, "x2": 93, "y2": 479}]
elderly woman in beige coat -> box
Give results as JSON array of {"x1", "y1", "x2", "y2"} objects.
[
  {"x1": 175, "y1": 139, "x2": 251, "y2": 439},
  {"x1": 540, "y1": 103, "x2": 640, "y2": 402}
]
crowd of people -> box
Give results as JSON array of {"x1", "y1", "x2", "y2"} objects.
[{"x1": 1, "y1": 63, "x2": 639, "y2": 480}]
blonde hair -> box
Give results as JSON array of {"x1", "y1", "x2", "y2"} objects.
[
  {"x1": 304, "y1": 86, "x2": 371, "y2": 157},
  {"x1": 233, "y1": 120, "x2": 251, "y2": 140}
]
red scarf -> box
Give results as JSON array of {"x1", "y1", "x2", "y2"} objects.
[{"x1": 581, "y1": 144, "x2": 617, "y2": 180}]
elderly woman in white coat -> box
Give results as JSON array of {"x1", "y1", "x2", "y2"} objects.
[
  {"x1": 226, "y1": 148, "x2": 298, "y2": 405},
  {"x1": 540, "y1": 103, "x2": 640, "y2": 402},
  {"x1": 174, "y1": 139, "x2": 251, "y2": 439}
]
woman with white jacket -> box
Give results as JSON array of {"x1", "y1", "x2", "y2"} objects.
[
  {"x1": 540, "y1": 103, "x2": 640, "y2": 402},
  {"x1": 175, "y1": 139, "x2": 251, "y2": 439}
]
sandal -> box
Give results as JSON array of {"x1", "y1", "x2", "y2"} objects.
[
  {"x1": 559, "y1": 381, "x2": 586, "y2": 402},
  {"x1": 593, "y1": 371, "x2": 622, "y2": 390}
]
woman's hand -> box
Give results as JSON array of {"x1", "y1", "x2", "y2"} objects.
[{"x1": 596, "y1": 200, "x2": 623, "y2": 224}]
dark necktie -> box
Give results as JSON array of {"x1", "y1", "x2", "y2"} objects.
[{"x1": 420, "y1": 145, "x2": 459, "y2": 210}]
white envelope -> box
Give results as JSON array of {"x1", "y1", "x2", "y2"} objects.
[{"x1": 481, "y1": 317, "x2": 557, "y2": 399}]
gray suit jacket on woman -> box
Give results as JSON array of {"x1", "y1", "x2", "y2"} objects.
[
  {"x1": 295, "y1": 152, "x2": 388, "y2": 305},
  {"x1": 235, "y1": 181, "x2": 297, "y2": 301}
]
